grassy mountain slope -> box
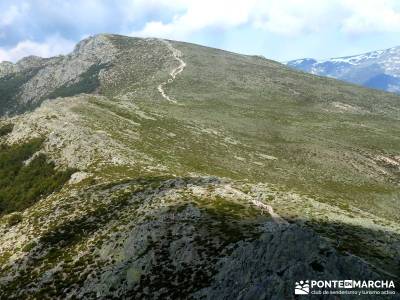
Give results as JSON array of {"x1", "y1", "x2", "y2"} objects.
[
  {"x1": 140, "y1": 40, "x2": 400, "y2": 220},
  {"x1": 0, "y1": 34, "x2": 399, "y2": 299}
]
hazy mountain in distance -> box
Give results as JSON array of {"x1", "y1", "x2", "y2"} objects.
[{"x1": 286, "y1": 46, "x2": 400, "y2": 93}]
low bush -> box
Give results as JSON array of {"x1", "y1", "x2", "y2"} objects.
[
  {"x1": 7, "y1": 212, "x2": 23, "y2": 226},
  {"x1": 0, "y1": 123, "x2": 13, "y2": 137},
  {"x1": 0, "y1": 139, "x2": 75, "y2": 215}
]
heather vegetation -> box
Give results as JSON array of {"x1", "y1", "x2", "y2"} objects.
[
  {"x1": 0, "y1": 139, "x2": 74, "y2": 215},
  {"x1": 0, "y1": 123, "x2": 13, "y2": 137},
  {"x1": 0, "y1": 69, "x2": 39, "y2": 115}
]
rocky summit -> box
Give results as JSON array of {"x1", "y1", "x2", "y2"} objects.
[{"x1": 0, "y1": 34, "x2": 399, "y2": 299}]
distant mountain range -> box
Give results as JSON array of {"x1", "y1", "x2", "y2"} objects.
[{"x1": 286, "y1": 46, "x2": 400, "y2": 93}]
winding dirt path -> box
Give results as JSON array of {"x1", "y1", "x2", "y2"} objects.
[{"x1": 158, "y1": 39, "x2": 186, "y2": 104}]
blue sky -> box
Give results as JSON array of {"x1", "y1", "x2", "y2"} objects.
[{"x1": 1, "y1": 0, "x2": 400, "y2": 62}]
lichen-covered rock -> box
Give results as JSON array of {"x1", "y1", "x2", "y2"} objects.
[{"x1": 195, "y1": 224, "x2": 389, "y2": 300}]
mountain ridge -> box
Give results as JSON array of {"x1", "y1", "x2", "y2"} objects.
[{"x1": 0, "y1": 34, "x2": 399, "y2": 298}]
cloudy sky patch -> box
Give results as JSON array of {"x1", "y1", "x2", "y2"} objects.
[{"x1": 1, "y1": 0, "x2": 400, "y2": 62}]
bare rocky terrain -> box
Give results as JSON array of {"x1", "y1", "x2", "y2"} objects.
[{"x1": 0, "y1": 34, "x2": 399, "y2": 299}]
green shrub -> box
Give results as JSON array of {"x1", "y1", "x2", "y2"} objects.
[
  {"x1": 0, "y1": 123, "x2": 13, "y2": 137},
  {"x1": 0, "y1": 69, "x2": 39, "y2": 115},
  {"x1": 0, "y1": 139, "x2": 75, "y2": 215},
  {"x1": 22, "y1": 241, "x2": 37, "y2": 252},
  {"x1": 7, "y1": 213, "x2": 23, "y2": 226}
]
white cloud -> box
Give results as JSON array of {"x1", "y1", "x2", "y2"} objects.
[
  {"x1": 132, "y1": 0, "x2": 338, "y2": 38},
  {"x1": 133, "y1": 0, "x2": 400, "y2": 39},
  {"x1": 0, "y1": 36, "x2": 75, "y2": 62},
  {"x1": 2, "y1": 0, "x2": 400, "y2": 62},
  {"x1": 0, "y1": 3, "x2": 29, "y2": 27},
  {"x1": 251, "y1": 0, "x2": 338, "y2": 35},
  {"x1": 132, "y1": 0, "x2": 256, "y2": 39},
  {"x1": 341, "y1": 0, "x2": 400, "y2": 34}
]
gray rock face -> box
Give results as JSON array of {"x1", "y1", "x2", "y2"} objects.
[
  {"x1": 0, "y1": 56, "x2": 46, "y2": 79},
  {"x1": 0, "y1": 34, "x2": 175, "y2": 116},
  {"x1": 0, "y1": 61, "x2": 15, "y2": 78},
  {"x1": 196, "y1": 224, "x2": 393, "y2": 300},
  {"x1": 16, "y1": 56, "x2": 47, "y2": 70},
  {"x1": 72, "y1": 34, "x2": 116, "y2": 63},
  {"x1": 18, "y1": 35, "x2": 117, "y2": 106},
  {"x1": 0, "y1": 34, "x2": 118, "y2": 116}
]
